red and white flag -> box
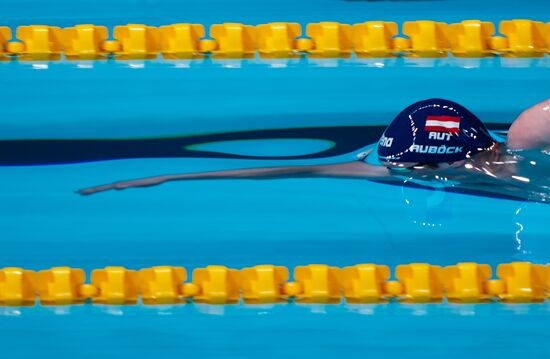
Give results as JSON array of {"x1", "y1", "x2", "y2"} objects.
[{"x1": 424, "y1": 115, "x2": 460, "y2": 133}]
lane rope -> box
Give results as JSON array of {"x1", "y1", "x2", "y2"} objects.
[
  {"x1": 0, "y1": 20, "x2": 548, "y2": 61},
  {"x1": 0, "y1": 262, "x2": 548, "y2": 306}
]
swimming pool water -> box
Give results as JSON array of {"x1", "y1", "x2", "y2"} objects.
[
  {"x1": 3, "y1": 303, "x2": 550, "y2": 359},
  {"x1": 1, "y1": 0, "x2": 550, "y2": 357}
]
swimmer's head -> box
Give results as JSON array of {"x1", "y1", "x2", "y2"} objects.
[{"x1": 377, "y1": 98, "x2": 496, "y2": 169}]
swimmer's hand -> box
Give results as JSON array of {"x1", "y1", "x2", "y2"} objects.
[{"x1": 77, "y1": 175, "x2": 174, "y2": 195}]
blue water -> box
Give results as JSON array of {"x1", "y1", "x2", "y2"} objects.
[
  {"x1": 1, "y1": 0, "x2": 549, "y2": 27},
  {"x1": 3, "y1": 303, "x2": 550, "y2": 359},
  {"x1": 1, "y1": 0, "x2": 550, "y2": 357},
  {"x1": 1, "y1": 58, "x2": 549, "y2": 139}
]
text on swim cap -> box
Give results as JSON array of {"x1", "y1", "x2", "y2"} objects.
[
  {"x1": 379, "y1": 136, "x2": 394, "y2": 148},
  {"x1": 428, "y1": 132, "x2": 452, "y2": 141},
  {"x1": 410, "y1": 144, "x2": 463, "y2": 154}
]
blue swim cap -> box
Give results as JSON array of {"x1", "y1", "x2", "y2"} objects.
[{"x1": 377, "y1": 99, "x2": 496, "y2": 166}]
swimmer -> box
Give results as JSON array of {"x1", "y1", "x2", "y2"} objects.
[{"x1": 78, "y1": 98, "x2": 550, "y2": 202}]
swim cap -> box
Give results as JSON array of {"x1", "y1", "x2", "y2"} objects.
[{"x1": 377, "y1": 99, "x2": 496, "y2": 166}]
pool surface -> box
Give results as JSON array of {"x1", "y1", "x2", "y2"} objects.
[{"x1": 1, "y1": 0, "x2": 550, "y2": 357}]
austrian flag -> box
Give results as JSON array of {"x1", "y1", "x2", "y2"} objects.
[{"x1": 424, "y1": 115, "x2": 460, "y2": 133}]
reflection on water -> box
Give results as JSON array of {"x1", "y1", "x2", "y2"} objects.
[
  {"x1": 0, "y1": 126, "x2": 385, "y2": 165},
  {"x1": 3, "y1": 301, "x2": 550, "y2": 359},
  {"x1": 389, "y1": 144, "x2": 550, "y2": 204},
  {"x1": 3, "y1": 300, "x2": 549, "y2": 318},
  {"x1": 506, "y1": 148, "x2": 550, "y2": 202},
  {"x1": 19, "y1": 56, "x2": 550, "y2": 71}
]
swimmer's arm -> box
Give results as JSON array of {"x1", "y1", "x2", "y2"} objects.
[
  {"x1": 507, "y1": 98, "x2": 550, "y2": 150},
  {"x1": 77, "y1": 161, "x2": 392, "y2": 195}
]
